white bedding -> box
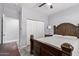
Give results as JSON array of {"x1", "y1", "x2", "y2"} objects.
[{"x1": 35, "y1": 35, "x2": 79, "y2": 56}]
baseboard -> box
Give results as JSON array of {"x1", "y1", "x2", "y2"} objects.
[
  {"x1": 3, "y1": 40, "x2": 18, "y2": 44},
  {"x1": 19, "y1": 44, "x2": 30, "y2": 49},
  {"x1": 19, "y1": 44, "x2": 27, "y2": 49}
]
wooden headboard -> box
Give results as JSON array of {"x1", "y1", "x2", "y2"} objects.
[{"x1": 54, "y1": 23, "x2": 79, "y2": 37}]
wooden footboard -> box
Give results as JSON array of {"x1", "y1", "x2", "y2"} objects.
[{"x1": 30, "y1": 37, "x2": 73, "y2": 56}]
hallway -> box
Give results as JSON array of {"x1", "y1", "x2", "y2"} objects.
[{"x1": 0, "y1": 42, "x2": 20, "y2": 56}]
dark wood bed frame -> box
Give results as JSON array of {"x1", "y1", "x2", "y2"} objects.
[{"x1": 30, "y1": 23, "x2": 79, "y2": 56}]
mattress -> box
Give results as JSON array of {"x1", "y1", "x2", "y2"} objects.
[{"x1": 35, "y1": 35, "x2": 79, "y2": 56}]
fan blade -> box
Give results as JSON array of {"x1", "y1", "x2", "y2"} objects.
[
  {"x1": 39, "y1": 3, "x2": 46, "y2": 7},
  {"x1": 50, "y1": 5, "x2": 53, "y2": 8}
]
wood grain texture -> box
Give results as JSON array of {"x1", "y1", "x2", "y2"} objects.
[
  {"x1": 54, "y1": 23, "x2": 78, "y2": 37},
  {"x1": 0, "y1": 42, "x2": 20, "y2": 56},
  {"x1": 31, "y1": 39, "x2": 70, "y2": 56}
]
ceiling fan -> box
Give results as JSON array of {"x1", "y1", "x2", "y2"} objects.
[{"x1": 38, "y1": 3, "x2": 53, "y2": 9}]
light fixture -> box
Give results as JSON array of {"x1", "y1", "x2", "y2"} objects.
[
  {"x1": 47, "y1": 3, "x2": 52, "y2": 5},
  {"x1": 47, "y1": 25, "x2": 51, "y2": 30}
]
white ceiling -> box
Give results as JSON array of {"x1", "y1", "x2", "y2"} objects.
[{"x1": 20, "y1": 3, "x2": 79, "y2": 15}]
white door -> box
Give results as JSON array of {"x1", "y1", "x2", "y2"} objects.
[
  {"x1": 3, "y1": 15, "x2": 19, "y2": 44},
  {"x1": 26, "y1": 20, "x2": 44, "y2": 46}
]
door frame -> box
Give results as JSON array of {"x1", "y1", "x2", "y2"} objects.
[
  {"x1": 1, "y1": 15, "x2": 3, "y2": 45},
  {"x1": 1, "y1": 15, "x2": 20, "y2": 45}
]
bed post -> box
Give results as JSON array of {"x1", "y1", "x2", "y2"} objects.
[
  {"x1": 61, "y1": 43, "x2": 74, "y2": 56},
  {"x1": 54, "y1": 25, "x2": 56, "y2": 34},
  {"x1": 30, "y1": 35, "x2": 34, "y2": 54},
  {"x1": 76, "y1": 24, "x2": 79, "y2": 38}
]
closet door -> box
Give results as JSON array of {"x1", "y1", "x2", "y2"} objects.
[{"x1": 26, "y1": 20, "x2": 44, "y2": 45}]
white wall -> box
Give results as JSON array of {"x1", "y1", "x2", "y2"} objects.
[
  {"x1": 48, "y1": 4, "x2": 79, "y2": 34},
  {"x1": 3, "y1": 3, "x2": 20, "y2": 19},
  {"x1": 20, "y1": 7, "x2": 48, "y2": 48},
  {"x1": 22, "y1": 7, "x2": 48, "y2": 32}
]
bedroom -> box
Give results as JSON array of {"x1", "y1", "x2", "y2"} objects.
[{"x1": 0, "y1": 3, "x2": 79, "y2": 56}]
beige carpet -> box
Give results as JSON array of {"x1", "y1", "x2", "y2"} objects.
[{"x1": 19, "y1": 45, "x2": 33, "y2": 56}]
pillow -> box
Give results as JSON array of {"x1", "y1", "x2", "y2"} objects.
[
  {"x1": 53, "y1": 34, "x2": 63, "y2": 37},
  {"x1": 62, "y1": 36, "x2": 77, "y2": 39},
  {"x1": 53, "y1": 34, "x2": 77, "y2": 39}
]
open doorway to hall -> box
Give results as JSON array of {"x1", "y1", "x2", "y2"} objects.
[
  {"x1": 3, "y1": 15, "x2": 19, "y2": 45},
  {"x1": 0, "y1": 15, "x2": 20, "y2": 56}
]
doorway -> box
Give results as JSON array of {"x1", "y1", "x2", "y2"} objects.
[{"x1": 3, "y1": 15, "x2": 19, "y2": 45}]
